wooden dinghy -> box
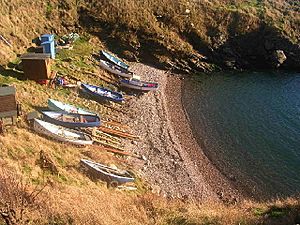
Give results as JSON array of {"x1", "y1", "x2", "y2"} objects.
[
  {"x1": 81, "y1": 83, "x2": 124, "y2": 103},
  {"x1": 41, "y1": 111, "x2": 101, "y2": 129},
  {"x1": 101, "y1": 50, "x2": 129, "y2": 70},
  {"x1": 99, "y1": 60, "x2": 133, "y2": 78},
  {"x1": 33, "y1": 119, "x2": 93, "y2": 145},
  {"x1": 80, "y1": 159, "x2": 134, "y2": 184},
  {"x1": 120, "y1": 76, "x2": 158, "y2": 91},
  {"x1": 48, "y1": 99, "x2": 96, "y2": 115}
]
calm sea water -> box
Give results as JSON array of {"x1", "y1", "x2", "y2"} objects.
[{"x1": 182, "y1": 71, "x2": 300, "y2": 199}]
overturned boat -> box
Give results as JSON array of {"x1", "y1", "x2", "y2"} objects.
[{"x1": 80, "y1": 159, "x2": 135, "y2": 185}]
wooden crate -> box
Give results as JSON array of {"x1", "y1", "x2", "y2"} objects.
[
  {"x1": 0, "y1": 86, "x2": 17, "y2": 118},
  {"x1": 20, "y1": 53, "x2": 54, "y2": 81}
]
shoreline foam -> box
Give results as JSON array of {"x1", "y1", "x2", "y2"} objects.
[{"x1": 123, "y1": 63, "x2": 242, "y2": 203}]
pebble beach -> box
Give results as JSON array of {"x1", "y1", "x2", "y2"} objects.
[{"x1": 121, "y1": 63, "x2": 242, "y2": 203}]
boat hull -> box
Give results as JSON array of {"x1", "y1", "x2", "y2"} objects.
[
  {"x1": 80, "y1": 159, "x2": 134, "y2": 184},
  {"x1": 34, "y1": 119, "x2": 93, "y2": 145},
  {"x1": 99, "y1": 60, "x2": 133, "y2": 78},
  {"x1": 101, "y1": 50, "x2": 129, "y2": 70},
  {"x1": 48, "y1": 99, "x2": 96, "y2": 115},
  {"x1": 120, "y1": 79, "x2": 159, "y2": 91},
  {"x1": 81, "y1": 83, "x2": 124, "y2": 103},
  {"x1": 41, "y1": 111, "x2": 101, "y2": 129}
]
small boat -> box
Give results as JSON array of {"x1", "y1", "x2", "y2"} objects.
[
  {"x1": 99, "y1": 59, "x2": 133, "y2": 78},
  {"x1": 48, "y1": 99, "x2": 96, "y2": 115},
  {"x1": 101, "y1": 50, "x2": 129, "y2": 70},
  {"x1": 41, "y1": 111, "x2": 101, "y2": 129},
  {"x1": 33, "y1": 119, "x2": 93, "y2": 145},
  {"x1": 120, "y1": 75, "x2": 159, "y2": 91},
  {"x1": 80, "y1": 159, "x2": 134, "y2": 184},
  {"x1": 81, "y1": 83, "x2": 124, "y2": 103}
]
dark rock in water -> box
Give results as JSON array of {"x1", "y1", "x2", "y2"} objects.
[
  {"x1": 223, "y1": 59, "x2": 239, "y2": 70},
  {"x1": 270, "y1": 50, "x2": 287, "y2": 68}
]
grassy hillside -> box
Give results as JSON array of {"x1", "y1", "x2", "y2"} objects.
[
  {"x1": 78, "y1": 0, "x2": 300, "y2": 71},
  {"x1": 0, "y1": 36, "x2": 299, "y2": 225},
  {"x1": 1, "y1": 0, "x2": 299, "y2": 71}
]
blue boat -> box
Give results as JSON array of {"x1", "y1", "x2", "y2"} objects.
[
  {"x1": 48, "y1": 99, "x2": 96, "y2": 115},
  {"x1": 41, "y1": 111, "x2": 101, "y2": 129},
  {"x1": 101, "y1": 50, "x2": 129, "y2": 70},
  {"x1": 81, "y1": 83, "x2": 124, "y2": 103}
]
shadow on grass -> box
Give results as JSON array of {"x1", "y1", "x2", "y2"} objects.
[
  {"x1": 0, "y1": 64, "x2": 25, "y2": 81},
  {"x1": 30, "y1": 106, "x2": 51, "y2": 113}
]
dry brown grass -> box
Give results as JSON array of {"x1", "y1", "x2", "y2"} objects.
[
  {"x1": 77, "y1": 0, "x2": 299, "y2": 71},
  {"x1": 0, "y1": 1, "x2": 300, "y2": 224}
]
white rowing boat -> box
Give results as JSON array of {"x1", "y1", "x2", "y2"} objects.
[{"x1": 33, "y1": 119, "x2": 93, "y2": 145}]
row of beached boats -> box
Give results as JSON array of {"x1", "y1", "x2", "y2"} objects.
[
  {"x1": 99, "y1": 50, "x2": 159, "y2": 91},
  {"x1": 31, "y1": 50, "x2": 157, "y2": 187},
  {"x1": 32, "y1": 98, "x2": 135, "y2": 186},
  {"x1": 60, "y1": 51, "x2": 159, "y2": 104}
]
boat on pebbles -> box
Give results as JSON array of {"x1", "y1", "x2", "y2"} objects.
[
  {"x1": 101, "y1": 50, "x2": 129, "y2": 70},
  {"x1": 120, "y1": 75, "x2": 159, "y2": 91},
  {"x1": 81, "y1": 83, "x2": 124, "y2": 103},
  {"x1": 99, "y1": 59, "x2": 133, "y2": 78}
]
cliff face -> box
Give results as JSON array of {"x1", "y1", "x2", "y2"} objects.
[
  {"x1": 78, "y1": 0, "x2": 300, "y2": 72},
  {"x1": 0, "y1": 0, "x2": 299, "y2": 72}
]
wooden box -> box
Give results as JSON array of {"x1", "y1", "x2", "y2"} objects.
[
  {"x1": 20, "y1": 53, "x2": 54, "y2": 81},
  {"x1": 0, "y1": 86, "x2": 17, "y2": 118}
]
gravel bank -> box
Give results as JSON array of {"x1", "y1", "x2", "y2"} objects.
[{"x1": 121, "y1": 63, "x2": 242, "y2": 203}]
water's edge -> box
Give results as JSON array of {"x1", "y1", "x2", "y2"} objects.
[{"x1": 182, "y1": 71, "x2": 300, "y2": 200}]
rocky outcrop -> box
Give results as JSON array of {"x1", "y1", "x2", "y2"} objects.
[
  {"x1": 210, "y1": 25, "x2": 300, "y2": 71},
  {"x1": 78, "y1": 1, "x2": 300, "y2": 73},
  {"x1": 1, "y1": 0, "x2": 299, "y2": 73},
  {"x1": 271, "y1": 50, "x2": 287, "y2": 68}
]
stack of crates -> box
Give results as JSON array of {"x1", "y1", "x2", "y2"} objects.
[{"x1": 40, "y1": 34, "x2": 55, "y2": 59}]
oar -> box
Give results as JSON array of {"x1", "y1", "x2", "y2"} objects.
[
  {"x1": 102, "y1": 120, "x2": 131, "y2": 130},
  {"x1": 92, "y1": 145, "x2": 143, "y2": 160},
  {"x1": 102, "y1": 123, "x2": 131, "y2": 133},
  {"x1": 94, "y1": 129, "x2": 122, "y2": 143},
  {"x1": 92, "y1": 138, "x2": 125, "y2": 152},
  {"x1": 82, "y1": 128, "x2": 121, "y2": 145},
  {"x1": 82, "y1": 128, "x2": 122, "y2": 145}
]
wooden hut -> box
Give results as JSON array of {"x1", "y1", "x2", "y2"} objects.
[{"x1": 20, "y1": 53, "x2": 54, "y2": 81}]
